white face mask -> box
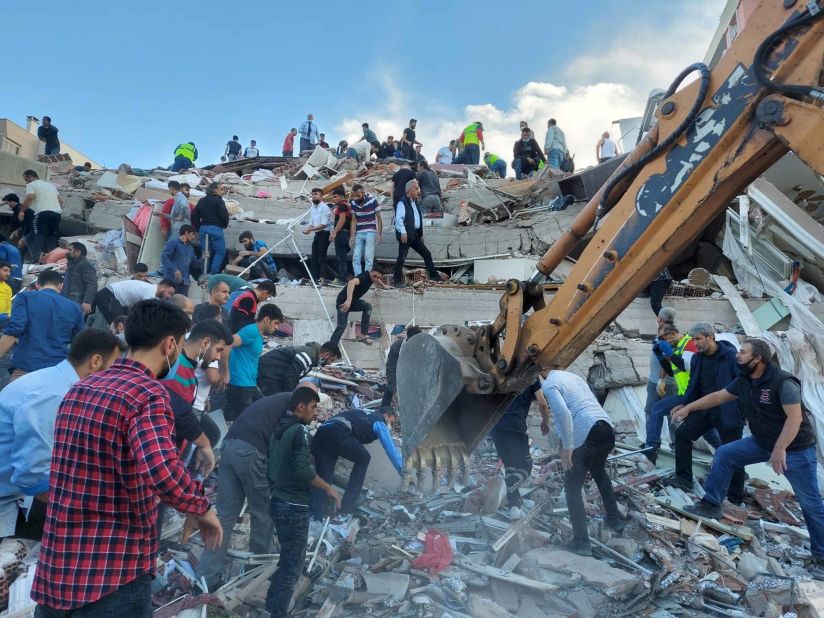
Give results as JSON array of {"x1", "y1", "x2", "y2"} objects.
[{"x1": 195, "y1": 342, "x2": 210, "y2": 367}]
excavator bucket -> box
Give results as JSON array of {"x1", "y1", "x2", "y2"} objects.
[{"x1": 397, "y1": 334, "x2": 513, "y2": 491}]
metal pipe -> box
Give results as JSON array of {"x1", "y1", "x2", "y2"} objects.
[{"x1": 306, "y1": 516, "x2": 331, "y2": 574}]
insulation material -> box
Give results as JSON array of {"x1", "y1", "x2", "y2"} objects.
[{"x1": 137, "y1": 202, "x2": 165, "y2": 273}]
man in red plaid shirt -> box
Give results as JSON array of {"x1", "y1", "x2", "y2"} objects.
[{"x1": 31, "y1": 300, "x2": 223, "y2": 616}]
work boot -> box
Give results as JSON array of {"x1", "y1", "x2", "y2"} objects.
[
  {"x1": 809, "y1": 556, "x2": 824, "y2": 581},
  {"x1": 643, "y1": 447, "x2": 657, "y2": 466},
  {"x1": 606, "y1": 515, "x2": 625, "y2": 537},
  {"x1": 684, "y1": 500, "x2": 723, "y2": 520},
  {"x1": 564, "y1": 539, "x2": 592, "y2": 557},
  {"x1": 661, "y1": 475, "x2": 693, "y2": 493}
]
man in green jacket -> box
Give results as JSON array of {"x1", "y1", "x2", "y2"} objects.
[{"x1": 266, "y1": 387, "x2": 341, "y2": 617}]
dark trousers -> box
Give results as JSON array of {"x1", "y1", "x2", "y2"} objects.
[
  {"x1": 381, "y1": 382, "x2": 396, "y2": 407},
  {"x1": 172, "y1": 282, "x2": 189, "y2": 296},
  {"x1": 674, "y1": 410, "x2": 745, "y2": 503},
  {"x1": 225, "y1": 385, "x2": 263, "y2": 422},
  {"x1": 239, "y1": 255, "x2": 274, "y2": 280},
  {"x1": 35, "y1": 574, "x2": 152, "y2": 617},
  {"x1": 25, "y1": 210, "x2": 61, "y2": 261},
  {"x1": 310, "y1": 423, "x2": 371, "y2": 519},
  {"x1": 334, "y1": 231, "x2": 351, "y2": 281},
  {"x1": 393, "y1": 236, "x2": 438, "y2": 283},
  {"x1": 330, "y1": 299, "x2": 371, "y2": 345},
  {"x1": 12, "y1": 498, "x2": 47, "y2": 541},
  {"x1": 464, "y1": 144, "x2": 480, "y2": 164},
  {"x1": 310, "y1": 230, "x2": 331, "y2": 281},
  {"x1": 95, "y1": 287, "x2": 126, "y2": 324},
  {"x1": 229, "y1": 312, "x2": 254, "y2": 334},
  {"x1": 490, "y1": 427, "x2": 532, "y2": 507},
  {"x1": 265, "y1": 497, "x2": 309, "y2": 618},
  {"x1": 564, "y1": 421, "x2": 620, "y2": 540},
  {"x1": 649, "y1": 278, "x2": 671, "y2": 317}
]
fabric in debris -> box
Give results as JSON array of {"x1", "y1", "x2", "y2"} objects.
[{"x1": 410, "y1": 529, "x2": 453, "y2": 574}]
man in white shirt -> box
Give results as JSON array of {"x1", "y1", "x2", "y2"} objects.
[
  {"x1": 21, "y1": 170, "x2": 63, "y2": 262},
  {"x1": 244, "y1": 140, "x2": 259, "y2": 158},
  {"x1": 94, "y1": 279, "x2": 176, "y2": 324},
  {"x1": 596, "y1": 131, "x2": 621, "y2": 164},
  {"x1": 392, "y1": 180, "x2": 443, "y2": 288},
  {"x1": 435, "y1": 141, "x2": 455, "y2": 164},
  {"x1": 303, "y1": 188, "x2": 334, "y2": 284},
  {"x1": 346, "y1": 140, "x2": 377, "y2": 164}
]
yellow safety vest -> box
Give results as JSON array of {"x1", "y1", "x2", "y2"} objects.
[
  {"x1": 670, "y1": 334, "x2": 692, "y2": 396},
  {"x1": 463, "y1": 123, "x2": 481, "y2": 146},
  {"x1": 174, "y1": 142, "x2": 197, "y2": 162},
  {"x1": 486, "y1": 153, "x2": 500, "y2": 165}
]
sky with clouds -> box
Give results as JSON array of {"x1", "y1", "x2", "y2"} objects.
[{"x1": 3, "y1": 1, "x2": 725, "y2": 172}]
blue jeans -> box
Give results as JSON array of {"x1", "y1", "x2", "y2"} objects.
[
  {"x1": 199, "y1": 225, "x2": 226, "y2": 274},
  {"x1": 170, "y1": 155, "x2": 193, "y2": 172},
  {"x1": 512, "y1": 158, "x2": 537, "y2": 179},
  {"x1": 265, "y1": 497, "x2": 310, "y2": 617},
  {"x1": 490, "y1": 160, "x2": 507, "y2": 178},
  {"x1": 464, "y1": 144, "x2": 480, "y2": 165},
  {"x1": 346, "y1": 147, "x2": 359, "y2": 160},
  {"x1": 352, "y1": 231, "x2": 376, "y2": 275},
  {"x1": 703, "y1": 439, "x2": 824, "y2": 556},
  {"x1": 35, "y1": 574, "x2": 151, "y2": 617},
  {"x1": 44, "y1": 145, "x2": 60, "y2": 156},
  {"x1": 548, "y1": 148, "x2": 564, "y2": 169}
]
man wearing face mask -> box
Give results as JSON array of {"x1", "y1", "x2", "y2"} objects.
[
  {"x1": 31, "y1": 300, "x2": 223, "y2": 615},
  {"x1": 680, "y1": 338, "x2": 824, "y2": 580},
  {"x1": 512, "y1": 127, "x2": 546, "y2": 180},
  {"x1": 668, "y1": 323, "x2": 744, "y2": 501},
  {"x1": 257, "y1": 341, "x2": 341, "y2": 396}
]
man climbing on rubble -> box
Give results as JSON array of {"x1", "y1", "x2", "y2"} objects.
[
  {"x1": 543, "y1": 369, "x2": 624, "y2": 556},
  {"x1": 645, "y1": 307, "x2": 677, "y2": 418},
  {"x1": 226, "y1": 303, "x2": 283, "y2": 421},
  {"x1": 490, "y1": 380, "x2": 551, "y2": 519},
  {"x1": 171, "y1": 141, "x2": 198, "y2": 172},
  {"x1": 393, "y1": 180, "x2": 445, "y2": 288},
  {"x1": 0, "y1": 329, "x2": 122, "y2": 540},
  {"x1": 304, "y1": 188, "x2": 335, "y2": 284},
  {"x1": 358, "y1": 122, "x2": 380, "y2": 147},
  {"x1": 258, "y1": 341, "x2": 341, "y2": 396},
  {"x1": 227, "y1": 280, "x2": 276, "y2": 333},
  {"x1": 459, "y1": 121, "x2": 485, "y2": 164},
  {"x1": 161, "y1": 224, "x2": 199, "y2": 296},
  {"x1": 543, "y1": 118, "x2": 567, "y2": 170},
  {"x1": 346, "y1": 139, "x2": 378, "y2": 165},
  {"x1": 192, "y1": 182, "x2": 230, "y2": 275},
  {"x1": 349, "y1": 183, "x2": 382, "y2": 276},
  {"x1": 21, "y1": 169, "x2": 63, "y2": 263},
  {"x1": 224, "y1": 135, "x2": 242, "y2": 162},
  {"x1": 512, "y1": 127, "x2": 546, "y2": 179},
  {"x1": 60, "y1": 242, "x2": 97, "y2": 316},
  {"x1": 310, "y1": 407, "x2": 403, "y2": 519},
  {"x1": 330, "y1": 269, "x2": 387, "y2": 346},
  {"x1": 299, "y1": 113, "x2": 319, "y2": 153},
  {"x1": 329, "y1": 186, "x2": 353, "y2": 285},
  {"x1": 30, "y1": 300, "x2": 223, "y2": 615},
  {"x1": 382, "y1": 326, "x2": 422, "y2": 407},
  {"x1": 483, "y1": 151, "x2": 507, "y2": 178},
  {"x1": 266, "y1": 386, "x2": 340, "y2": 617},
  {"x1": 94, "y1": 279, "x2": 176, "y2": 324},
  {"x1": 666, "y1": 323, "x2": 744, "y2": 501},
  {"x1": 679, "y1": 338, "x2": 824, "y2": 580},
  {"x1": 37, "y1": 116, "x2": 60, "y2": 155},
  {"x1": 282, "y1": 130, "x2": 297, "y2": 157}
]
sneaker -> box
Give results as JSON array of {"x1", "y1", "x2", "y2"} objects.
[
  {"x1": 508, "y1": 506, "x2": 525, "y2": 521},
  {"x1": 329, "y1": 279, "x2": 346, "y2": 287},
  {"x1": 564, "y1": 539, "x2": 592, "y2": 557},
  {"x1": 661, "y1": 475, "x2": 693, "y2": 493},
  {"x1": 684, "y1": 500, "x2": 723, "y2": 519},
  {"x1": 606, "y1": 515, "x2": 625, "y2": 536},
  {"x1": 809, "y1": 556, "x2": 824, "y2": 581}
]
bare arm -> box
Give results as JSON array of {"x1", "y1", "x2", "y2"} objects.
[{"x1": 0, "y1": 334, "x2": 17, "y2": 359}]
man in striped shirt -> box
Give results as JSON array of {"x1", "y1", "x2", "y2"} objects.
[{"x1": 348, "y1": 183, "x2": 382, "y2": 276}]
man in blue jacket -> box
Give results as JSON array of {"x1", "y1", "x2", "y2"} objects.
[
  {"x1": 161, "y1": 224, "x2": 199, "y2": 296},
  {"x1": 668, "y1": 323, "x2": 745, "y2": 502},
  {"x1": 309, "y1": 407, "x2": 403, "y2": 519}
]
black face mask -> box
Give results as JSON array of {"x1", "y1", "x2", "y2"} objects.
[{"x1": 738, "y1": 359, "x2": 757, "y2": 377}]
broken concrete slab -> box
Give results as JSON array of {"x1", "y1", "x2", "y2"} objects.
[
  {"x1": 88, "y1": 200, "x2": 132, "y2": 231},
  {"x1": 523, "y1": 548, "x2": 640, "y2": 598},
  {"x1": 362, "y1": 571, "x2": 409, "y2": 603}
]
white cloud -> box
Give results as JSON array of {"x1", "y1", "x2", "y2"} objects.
[{"x1": 334, "y1": 2, "x2": 725, "y2": 171}]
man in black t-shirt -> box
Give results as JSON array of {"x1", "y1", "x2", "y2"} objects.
[
  {"x1": 678, "y1": 338, "x2": 823, "y2": 581},
  {"x1": 400, "y1": 119, "x2": 420, "y2": 161},
  {"x1": 391, "y1": 161, "x2": 416, "y2": 207},
  {"x1": 330, "y1": 270, "x2": 386, "y2": 345}
]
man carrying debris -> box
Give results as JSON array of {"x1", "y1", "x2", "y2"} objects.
[
  {"x1": 94, "y1": 279, "x2": 176, "y2": 324},
  {"x1": 161, "y1": 224, "x2": 199, "y2": 296},
  {"x1": 543, "y1": 369, "x2": 624, "y2": 556},
  {"x1": 490, "y1": 380, "x2": 551, "y2": 519},
  {"x1": 329, "y1": 186, "x2": 353, "y2": 285},
  {"x1": 226, "y1": 303, "x2": 283, "y2": 421},
  {"x1": 266, "y1": 386, "x2": 341, "y2": 617},
  {"x1": 310, "y1": 407, "x2": 403, "y2": 518},
  {"x1": 330, "y1": 270, "x2": 387, "y2": 346},
  {"x1": 392, "y1": 180, "x2": 445, "y2": 288},
  {"x1": 459, "y1": 121, "x2": 485, "y2": 164},
  {"x1": 483, "y1": 152, "x2": 507, "y2": 178},
  {"x1": 258, "y1": 341, "x2": 341, "y2": 396},
  {"x1": 544, "y1": 118, "x2": 567, "y2": 169},
  {"x1": 382, "y1": 326, "x2": 422, "y2": 407},
  {"x1": 21, "y1": 169, "x2": 63, "y2": 263},
  {"x1": 60, "y1": 242, "x2": 97, "y2": 316},
  {"x1": 228, "y1": 280, "x2": 277, "y2": 333},
  {"x1": 171, "y1": 141, "x2": 198, "y2": 172},
  {"x1": 512, "y1": 127, "x2": 546, "y2": 179},
  {"x1": 30, "y1": 300, "x2": 223, "y2": 615},
  {"x1": 349, "y1": 183, "x2": 382, "y2": 276},
  {"x1": 298, "y1": 113, "x2": 319, "y2": 153},
  {"x1": 0, "y1": 329, "x2": 122, "y2": 540},
  {"x1": 679, "y1": 338, "x2": 824, "y2": 580},
  {"x1": 667, "y1": 323, "x2": 745, "y2": 502},
  {"x1": 224, "y1": 135, "x2": 242, "y2": 162},
  {"x1": 282, "y1": 130, "x2": 297, "y2": 157}
]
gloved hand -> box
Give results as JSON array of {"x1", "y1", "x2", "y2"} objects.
[
  {"x1": 659, "y1": 340, "x2": 674, "y2": 357},
  {"x1": 656, "y1": 379, "x2": 667, "y2": 397},
  {"x1": 652, "y1": 337, "x2": 662, "y2": 357}
]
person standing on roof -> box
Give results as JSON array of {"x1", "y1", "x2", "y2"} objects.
[
  {"x1": 37, "y1": 116, "x2": 60, "y2": 155},
  {"x1": 258, "y1": 341, "x2": 341, "y2": 396},
  {"x1": 310, "y1": 407, "x2": 403, "y2": 518},
  {"x1": 171, "y1": 141, "x2": 198, "y2": 172},
  {"x1": 298, "y1": 114, "x2": 319, "y2": 153},
  {"x1": 244, "y1": 140, "x2": 259, "y2": 158},
  {"x1": 400, "y1": 119, "x2": 421, "y2": 161},
  {"x1": 484, "y1": 152, "x2": 507, "y2": 178},
  {"x1": 459, "y1": 121, "x2": 484, "y2": 165},
  {"x1": 436, "y1": 140, "x2": 456, "y2": 165},
  {"x1": 381, "y1": 326, "x2": 422, "y2": 407},
  {"x1": 544, "y1": 119, "x2": 567, "y2": 169},
  {"x1": 512, "y1": 127, "x2": 546, "y2": 179},
  {"x1": 192, "y1": 182, "x2": 230, "y2": 275},
  {"x1": 349, "y1": 184, "x2": 382, "y2": 276},
  {"x1": 224, "y1": 136, "x2": 242, "y2": 162},
  {"x1": 596, "y1": 131, "x2": 621, "y2": 164},
  {"x1": 282, "y1": 130, "x2": 297, "y2": 157},
  {"x1": 393, "y1": 180, "x2": 444, "y2": 288}
]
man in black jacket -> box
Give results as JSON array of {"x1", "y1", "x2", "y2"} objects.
[
  {"x1": 192, "y1": 183, "x2": 230, "y2": 275},
  {"x1": 37, "y1": 117, "x2": 60, "y2": 155},
  {"x1": 392, "y1": 180, "x2": 444, "y2": 288},
  {"x1": 512, "y1": 127, "x2": 546, "y2": 179},
  {"x1": 382, "y1": 326, "x2": 422, "y2": 407},
  {"x1": 61, "y1": 242, "x2": 97, "y2": 316},
  {"x1": 258, "y1": 341, "x2": 341, "y2": 395}
]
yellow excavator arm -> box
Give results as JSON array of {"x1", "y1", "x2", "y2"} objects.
[{"x1": 397, "y1": 0, "x2": 824, "y2": 489}]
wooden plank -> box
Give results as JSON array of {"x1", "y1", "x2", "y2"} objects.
[
  {"x1": 321, "y1": 172, "x2": 353, "y2": 196},
  {"x1": 712, "y1": 275, "x2": 762, "y2": 336},
  {"x1": 456, "y1": 556, "x2": 559, "y2": 592}
]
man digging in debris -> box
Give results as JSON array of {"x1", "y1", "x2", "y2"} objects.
[
  {"x1": 257, "y1": 340, "x2": 341, "y2": 396},
  {"x1": 266, "y1": 386, "x2": 341, "y2": 617},
  {"x1": 309, "y1": 406, "x2": 404, "y2": 519},
  {"x1": 677, "y1": 338, "x2": 824, "y2": 580}
]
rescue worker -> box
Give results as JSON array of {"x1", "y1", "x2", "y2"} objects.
[
  {"x1": 309, "y1": 407, "x2": 403, "y2": 519},
  {"x1": 171, "y1": 141, "x2": 198, "y2": 172},
  {"x1": 483, "y1": 152, "x2": 507, "y2": 178},
  {"x1": 459, "y1": 121, "x2": 484, "y2": 164},
  {"x1": 489, "y1": 380, "x2": 550, "y2": 519},
  {"x1": 257, "y1": 341, "x2": 341, "y2": 396},
  {"x1": 228, "y1": 280, "x2": 277, "y2": 333}
]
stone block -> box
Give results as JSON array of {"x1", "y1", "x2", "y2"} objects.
[{"x1": 524, "y1": 548, "x2": 639, "y2": 598}]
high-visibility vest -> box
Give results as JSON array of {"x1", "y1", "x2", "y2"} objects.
[
  {"x1": 463, "y1": 123, "x2": 481, "y2": 146},
  {"x1": 486, "y1": 153, "x2": 501, "y2": 165},
  {"x1": 670, "y1": 334, "x2": 693, "y2": 395},
  {"x1": 174, "y1": 142, "x2": 197, "y2": 162}
]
